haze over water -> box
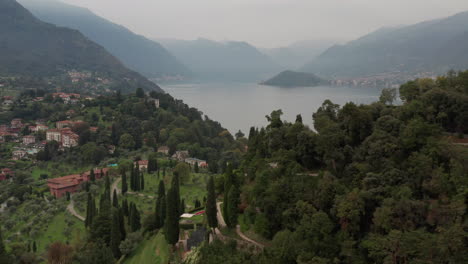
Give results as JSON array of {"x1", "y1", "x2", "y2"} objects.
[{"x1": 163, "y1": 82, "x2": 381, "y2": 134}]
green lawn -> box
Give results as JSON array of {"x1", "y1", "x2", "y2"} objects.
[
  {"x1": 123, "y1": 232, "x2": 169, "y2": 264},
  {"x1": 34, "y1": 212, "x2": 85, "y2": 253}
]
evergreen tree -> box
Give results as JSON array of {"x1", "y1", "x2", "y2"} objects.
[
  {"x1": 180, "y1": 199, "x2": 185, "y2": 214},
  {"x1": 159, "y1": 195, "x2": 166, "y2": 228},
  {"x1": 90, "y1": 169, "x2": 96, "y2": 182},
  {"x1": 0, "y1": 226, "x2": 11, "y2": 264},
  {"x1": 118, "y1": 207, "x2": 126, "y2": 241},
  {"x1": 129, "y1": 203, "x2": 141, "y2": 232},
  {"x1": 223, "y1": 164, "x2": 235, "y2": 221},
  {"x1": 122, "y1": 199, "x2": 129, "y2": 216},
  {"x1": 194, "y1": 162, "x2": 199, "y2": 173},
  {"x1": 32, "y1": 241, "x2": 37, "y2": 253},
  {"x1": 90, "y1": 194, "x2": 111, "y2": 244},
  {"x1": 206, "y1": 176, "x2": 218, "y2": 229},
  {"x1": 110, "y1": 208, "x2": 122, "y2": 258},
  {"x1": 121, "y1": 171, "x2": 128, "y2": 195},
  {"x1": 104, "y1": 175, "x2": 111, "y2": 201},
  {"x1": 172, "y1": 172, "x2": 181, "y2": 216},
  {"x1": 140, "y1": 173, "x2": 145, "y2": 190},
  {"x1": 164, "y1": 188, "x2": 180, "y2": 246},
  {"x1": 226, "y1": 184, "x2": 240, "y2": 228},
  {"x1": 155, "y1": 180, "x2": 166, "y2": 228},
  {"x1": 85, "y1": 193, "x2": 96, "y2": 228},
  {"x1": 112, "y1": 189, "x2": 119, "y2": 208}
]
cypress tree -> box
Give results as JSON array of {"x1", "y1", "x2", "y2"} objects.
[
  {"x1": 112, "y1": 189, "x2": 119, "y2": 208},
  {"x1": 130, "y1": 165, "x2": 134, "y2": 191},
  {"x1": 164, "y1": 188, "x2": 180, "y2": 246},
  {"x1": 121, "y1": 171, "x2": 128, "y2": 195},
  {"x1": 206, "y1": 176, "x2": 218, "y2": 229},
  {"x1": 118, "y1": 207, "x2": 126, "y2": 241},
  {"x1": 223, "y1": 164, "x2": 235, "y2": 221},
  {"x1": 226, "y1": 184, "x2": 240, "y2": 228},
  {"x1": 85, "y1": 193, "x2": 95, "y2": 227},
  {"x1": 172, "y1": 172, "x2": 181, "y2": 216},
  {"x1": 91, "y1": 194, "x2": 112, "y2": 244},
  {"x1": 110, "y1": 208, "x2": 121, "y2": 258},
  {"x1": 104, "y1": 175, "x2": 111, "y2": 201},
  {"x1": 90, "y1": 169, "x2": 95, "y2": 182},
  {"x1": 122, "y1": 199, "x2": 129, "y2": 216},
  {"x1": 194, "y1": 162, "x2": 199, "y2": 173},
  {"x1": 129, "y1": 203, "x2": 141, "y2": 232},
  {"x1": 140, "y1": 173, "x2": 145, "y2": 190},
  {"x1": 180, "y1": 199, "x2": 185, "y2": 214},
  {"x1": 134, "y1": 164, "x2": 140, "y2": 191},
  {"x1": 32, "y1": 241, "x2": 37, "y2": 253},
  {"x1": 159, "y1": 195, "x2": 166, "y2": 228},
  {"x1": 155, "y1": 180, "x2": 166, "y2": 228}
]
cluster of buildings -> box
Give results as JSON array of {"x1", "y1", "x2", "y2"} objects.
[
  {"x1": 45, "y1": 120, "x2": 93, "y2": 148},
  {"x1": 172, "y1": 150, "x2": 208, "y2": 168},
  {"x1": 47, "y1": 168, "x2": 110, "y2": 198},
  {"x1": 0, "y1": 168, "x2": 14, "y2": 181},
  {"x1": 330, "y1": 71, "x2": 438, "y2": 88},
  {"x1": 51, "y1": 93, "x2": 81, "y2": 104}
]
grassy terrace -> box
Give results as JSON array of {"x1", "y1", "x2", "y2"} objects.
[{"x1": 123, "y1": 232, "x2": 169, "y2": 264}]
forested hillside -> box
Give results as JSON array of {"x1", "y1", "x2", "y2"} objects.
[
  {"x1": 19, "y1": 0, "x2": 191, "y2": 80},
  {"x1": 190, "y1": 71, "x2": 468, "y2": 263},
  {"x1": 0, "y1": 0, "x2": 161, "y2": 92},
  {"x1": 302, "y1": 11, "x2": 468, "y2": 78}
]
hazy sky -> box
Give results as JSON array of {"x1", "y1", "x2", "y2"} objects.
[{"x1": 62, "y1": 0, "x2": 468, "y2": 48}]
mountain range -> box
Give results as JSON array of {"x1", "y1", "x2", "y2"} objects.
[
  {"x1": 158, "y1": 38, "x2": 281, "y2": 82},
  {"x1": 0, "y1": 0, "x2": 161, "y2": 92},
  {"x1": 301, "y1": 11, "x2": 468, "y2": 79},
  {"x1": 18, "y1": 0, "x2": 190, "y2": 80},
  {"x1": 261, "y1": 39, "x2": 340, "y2": 70}
]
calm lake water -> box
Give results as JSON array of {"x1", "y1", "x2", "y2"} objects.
[{"x1": 162, "y1": 82, "x2": 382, "y2": 134}]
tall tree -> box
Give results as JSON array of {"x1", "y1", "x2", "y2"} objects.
[
  {"x1": 140, "y1": 172, "x2": 145, "y2": 190},
  {"x1": 118, "y1": 208, "x2": 126, "y2": 241},
  {"x1": 110, "y1": 208, "x2": 122, "y2": 258},
  {"x1": 112, "y1": 189, "x2": 119, "y2": 208},
  {"x1": 104, "y1": 175, "x2": 111, "y2": 202},
  {"x1": 90, "y1": 168, "x2": 95, "y2": 182},
  {"x1": 85, "y1": 193, "x2": 96, "y2": 228},
  {"x1": 121, "y1": 171, "x2": 128, "y2": 195},
  {"x1": 155, "y1": 180, "x2": 166, "y2": 228},
  {"x1": 164, "y1": 188, "x2": 180, "y2": 246},
  {"x1": 122, "y1": 199, "x2": 129, "y2": 217},
  {"x1": 223, "y1": 164, "x2": 235, "y2": 221},
  {"x1": 172, "y1": 172, "x2": 181, "y2": 216},
  {"x1": 206, "y1": 176, "x2": 218, "y2": 229},
  {"x1": 226, "y1": 184, "x2": 240, "y2": 228}
]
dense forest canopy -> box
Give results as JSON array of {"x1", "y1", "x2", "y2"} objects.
[{"x1": 192, "y1": 71, "x2": 468, "y2": 263}]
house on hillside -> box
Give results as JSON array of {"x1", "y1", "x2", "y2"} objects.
[
  {"x1": 11, "y1": 118, "x2": 23, "y2": 128},
  {"x1": 135, "y1": 160, "x2": 148, "y2": 171},
  {"x1": 0, "y1": 168, "x2": 14, "y2": 181},
  {"x1": 173, "y1": 150, "x2": 189, "y2": 161},
  {"x1": 22, "y1": 135, "x2": 35, "y2": 145},
  {"x1": 185, "y1": 158, "x2": 208, "y2": 168},
  {"x1": 157, "y1": 146, "x2": 170, "y2": 155},
  {"x1": 12, "y1": 150, "x2": 27, "y2": 160},
  {"x1": 47, "y1": 168, "x2": 109, "y2": 198},
  {"x1": 46, "y1": 129, "x2": 62, "y2": 142}
]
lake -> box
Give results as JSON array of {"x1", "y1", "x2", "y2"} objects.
[{"x1": 162, "y1": 82, "x2": 382, "y2": 134}]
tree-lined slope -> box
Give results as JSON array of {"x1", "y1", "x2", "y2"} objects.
[
  {"x1": 302, "y1": 11, "x2": 468, "y2": 78},
  {"x1": 0, "y1": 0, "x2": 161, "y2": 92},
  {"x1": 18, "y1": 0, "x2": 190, "y2": 80}
]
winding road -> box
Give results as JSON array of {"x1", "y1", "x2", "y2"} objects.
[
  {"x1": 67, "y1": 200, "x2": 85, "y2": 222},
  {"x1": 215, "y1": 202, "x2": 264, "y2": 249}
]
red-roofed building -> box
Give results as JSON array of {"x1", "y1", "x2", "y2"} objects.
[
  {"x1": 0, "y1": 168, "x2": 14, "y2": 181},
  {"x1": 11, "y1": 118, "x2": 23, "y2": 128},
  {"x1": 135, "y1": 160, "x2": 148, "y2": 171},
  {"x1": 47, "y1": 168, "x2": 110, "y2": 198}
]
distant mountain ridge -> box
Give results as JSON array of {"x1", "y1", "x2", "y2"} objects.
[
  {"x1": 301, "y1": 11, "x2": 468, "y2": 78},
  {"x1": 261, "y1": 39, "x2": 340, "y2": 69},
  {"x1": 158, "y1": 38, "x2": 281, "y2": 81},
  {"x1": 261, "y1": 70, "x2": 327, "y2": 88},
  {"x1": 0, "y1": 0, "x2": 161, "y2": 92},
  {"x1": 18, "y1": 0, "x2": 190, "y2": 80}
]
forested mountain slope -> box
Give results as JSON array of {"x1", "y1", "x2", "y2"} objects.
[
  {"x1": 19, "y1": 0, "x2": 190, "y2": 80},
  {"x1": 0, "y1": 0, "x2": 161, "y2": 92},
  {"x1": 302, "y1": 11, "x2": 468, "y2": 78}
]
